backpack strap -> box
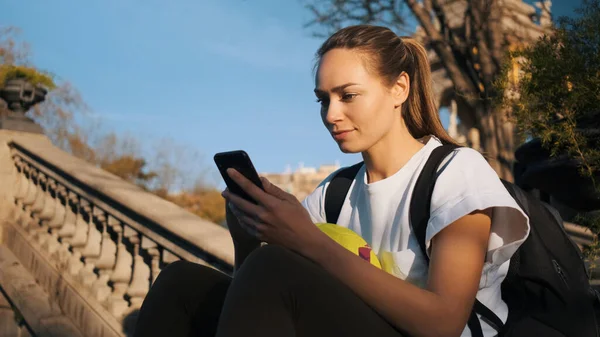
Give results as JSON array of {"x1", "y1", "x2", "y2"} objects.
[
  {"x1": 325, "y1": 162, "x2": 363, "y2": 224},
  {"x1": 410, "y1": 144, "x2": 504, "y2": 337},
  {"x1": 409, "y1": 144, "x2": 459, "y2": 260}
]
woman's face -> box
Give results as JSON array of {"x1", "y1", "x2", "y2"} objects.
[{"x1": 314, "y1": 48, "x2": 407, "y2": 154}]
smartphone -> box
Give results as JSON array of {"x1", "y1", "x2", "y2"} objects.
[{"x1": 214, "y1": 150, "x2": 264, "y2": 204}]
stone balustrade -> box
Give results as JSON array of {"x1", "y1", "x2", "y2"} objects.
[{"x1": 0, "y1": 132, "x2": 234, "y2": 337}]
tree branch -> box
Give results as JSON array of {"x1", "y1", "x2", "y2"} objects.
[
  {"x1": 467, "y1": 0, "x2": 499, "y2": 96},
  {"x1": 486, "y1": 0, "x2": 506, "y2": 73},
  {"x1": 303, "y1": 0, "x2": 414, "y2": 38},
  {"x1": 430, "y1": 0, "x2": 467, "y2": 52},
  {"x1": 405, "y1": 0, "x2": 478, "y2": 102}
]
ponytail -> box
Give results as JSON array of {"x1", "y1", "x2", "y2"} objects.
[{"x1": 400, "y1": 37, "x2": 458, "y2": 145}]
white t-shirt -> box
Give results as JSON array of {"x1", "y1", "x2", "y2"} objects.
[{"x1": 301, "y1": 136, "x2": 530, "y2": 337}]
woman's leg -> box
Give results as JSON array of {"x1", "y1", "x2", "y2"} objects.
[
  {"x1": 215, "y1": 245, "x2": 405, "y2": 337},
  {"x1": 133, "y1": 260, "x2": 232, "y2": 337}
]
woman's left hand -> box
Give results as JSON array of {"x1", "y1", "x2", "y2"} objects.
[{"x1": 221, "y1": 168, "x2": 322, "y2": 253}]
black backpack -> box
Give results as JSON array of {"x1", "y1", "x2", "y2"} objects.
[{"x1": 324, "y1": 144, "x2": 600, "y2": 337}]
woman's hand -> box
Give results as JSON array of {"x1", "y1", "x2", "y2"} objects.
[{"x1": 221, "y1": 168, "x2": 322, "y2": 254}]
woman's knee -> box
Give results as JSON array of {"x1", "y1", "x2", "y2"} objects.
[
  {"x1": 235, "y1": 245, "x2": 315, "y2": 285},
  {"x1": 244, "y1": 245, "x2": 298, "y2": 268},
  {"x1": 151, "y1": 260, "x2": 213, "y2": 292},
  {"x1": 155, "y1": 260, "x2": 194, "y2": 282}
]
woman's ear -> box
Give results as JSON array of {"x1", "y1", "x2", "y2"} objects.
[{"x1": 392, "y1": 72, "x2": 410, "y2": 109}]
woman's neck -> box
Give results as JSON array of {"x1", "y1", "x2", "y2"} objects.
[{"x1": 362, "y1": 130, "x2": 425, "y2": 184}]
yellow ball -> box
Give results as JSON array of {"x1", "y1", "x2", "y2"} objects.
[{"x1": 316, "y1": 223, "x2": 382, "y2": 269}]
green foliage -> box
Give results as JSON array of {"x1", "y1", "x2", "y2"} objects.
[
  {"x1": 497, "y1": 0, "x2": 600, "y2": 184},
  {"x1": 0, "y1": 28, "x2": 56, "y2": 91},
  {"x1": 0, "y1": 64, "x2": 56, "y2": 90},
  {"x1": 496, "y1": 0, "x2": 600, "y2": 263}
]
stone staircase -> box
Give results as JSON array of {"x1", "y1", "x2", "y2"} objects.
[{"x1": 0, "y1": 130, "x2": 234, "y2": 337}]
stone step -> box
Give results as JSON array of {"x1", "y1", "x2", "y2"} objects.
[
  {"x1": 0, "y1": 308, "x2": 20, "y2": 337},
  {"x1": 0, "y1": 244, "x2": 83, "y2": 337}
]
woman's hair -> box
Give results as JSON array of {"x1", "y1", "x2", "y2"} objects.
[{"x1": 315, "y1": 25, "x2": 457, "y2": 145}]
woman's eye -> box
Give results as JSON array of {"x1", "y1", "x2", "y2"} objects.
[
  {"x1": 342, "y1": 93, "x2": 357, "y2": 101},
  {"x1": 316, "y1": 97, "x2": 329, "y2": 105}
]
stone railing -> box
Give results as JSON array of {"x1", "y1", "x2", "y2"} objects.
[{"x1": 0, "y1": 132, "x2": 234, "y2": 337}]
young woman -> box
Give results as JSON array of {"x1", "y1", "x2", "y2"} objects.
[{"x1": 133, "y1": 25, "x2": 529, "y2": 337}]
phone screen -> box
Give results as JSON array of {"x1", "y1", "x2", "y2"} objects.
[{"x1": 214, "y1": 150, "x2": 264, "y2": 204}]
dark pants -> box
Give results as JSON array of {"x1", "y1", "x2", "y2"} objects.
[{"x1": 133, "y1": 245, "x2": 405, "y2": 337}]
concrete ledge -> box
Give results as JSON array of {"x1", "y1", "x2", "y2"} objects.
[{"x1": 0, "y1": 244, "x2": 82, "y2": 337}]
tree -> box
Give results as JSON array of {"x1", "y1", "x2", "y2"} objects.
[
  {"x1": 303, "y1": 0, "x2": 552, "y2": 180},
  {"x1": 1, "y1": 26, "x2": 227, "y2": 225},
  {"x1": 498, "y1": 0, "x2": 600, "y2": 255},
  {"x1": 498, "y1": 0, "x2": 600, "y2": 182},
  {"x1": 165, "y1": 186, "x2": 226, "y2": 225}
]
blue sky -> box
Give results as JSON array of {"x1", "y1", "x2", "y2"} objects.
[{"x1": 1, "y1": 0, "x2": 582, "y2": 187}]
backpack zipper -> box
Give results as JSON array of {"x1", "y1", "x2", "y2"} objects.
[{"x1": 553, "y1": 259, "x2": 570, "y2": 289}]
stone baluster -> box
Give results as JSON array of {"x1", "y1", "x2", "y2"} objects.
[
  {"x1": 79, "y1": 205, "x2": 104, "y2": 288},
  {"x1": 36, "y1": 178, "x2": 58, "y2": 246},
  {"x1": 70, "y1": 197, "x2": 90, "y2": 249},
  {"x1": 37, "y1": 178, "x2": 57, "y2": 225},
  {"x1": 11, "y1": 158, "x2": 29, "y2": 223},
  {"x1": 108, "y1": 221, "x2": 133, "y2": 318},
  {"x1": 125, "y1": 232, "x2": 152, "y2": 312},
  {"x1": 28, "y1": 171, "x2": 47, "y2": 230},
  {"x1": 42, "y1": 184, "x2": 67, "y2": 255},
  {"x1": 19, "y1": 166, "x2": 38, "y2": 230},
  {"x1": 12, "y1": 176, "x2": 28, "y2": 225},
  {"x1": 57, "y1": 192, "x2": 78, "y2": 242},
  {"x1": 67, "y1": 198, "x2": 89, "y2": 276},
  {"x1": 91, "y1": 213, "x2": 117, "y2": 303},
  {"x1": 146, "y1": 241, "x2": 162, "y2": 285},
  {"x1": 20, "y1": 166, "x2": 36, "y2": 204},
  {"x1": 29, "y1": 173, "x2": 49, "y2": 240},
  {"x1": 53, "y1": 191, "x2": 78, "y2": 270}
]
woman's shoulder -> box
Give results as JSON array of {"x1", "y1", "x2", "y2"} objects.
[
  {"x1": 437, "y1": 146, "x2": 499, "y2": 185},
  {"x1": 429, "y1": 145, "x2": 514, "y2": 214},
  {"x1": 444, "y1": 146, "x2": 491, "y2": 169}
]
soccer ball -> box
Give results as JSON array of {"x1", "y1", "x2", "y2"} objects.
[{"x1": 316, "y1": 223, "x2": 382, "y2": 269}]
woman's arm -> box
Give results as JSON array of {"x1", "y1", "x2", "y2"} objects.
[{"x1": 302, "y1": 210, "x2": 492, "y2": 337}]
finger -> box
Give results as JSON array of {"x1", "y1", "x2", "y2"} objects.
[
  {"x1": 237, "y1": 215, "x2": 266, "y2": 241},
  {"x1": 227, "y1": 201, "x2": 238, "y2": 214},
  {"x1": 229, "y1": 203, "x2": 248, "y2": 221},
  {"x1": 223, "y1": 189, "x2": 266, "y2": 220},
  {"x1": 260, "y1": 176, "x2": 292, "y2": 201},
  {"x1": 227, "y1": 169, "x2": 274, "y2": 206},
  {"x1": 229, "y1": 203, "x2": 242, "y2": 218}
]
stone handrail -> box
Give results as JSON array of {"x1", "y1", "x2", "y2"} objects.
[{"x1": 0, "y1": 133, "x2": 233, "y2": 336}]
